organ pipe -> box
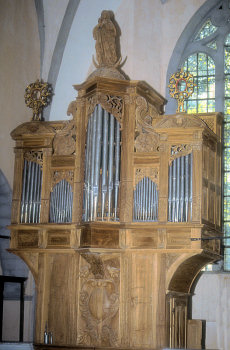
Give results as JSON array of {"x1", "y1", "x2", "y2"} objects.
[
  {"x1": 49, "y1": 179, "x2": 73, "y2": 223},
  {"x1": 20, "y1": 159, "x2": 42, "y2": 223},
  {"x1": 168, "y1": 153, "x2": 193, "y2": 222},
  {"x1": 133, "y1": 177, "x2": 158, "y2": 222},
  {"x1": 83, "y1": 104, "x2": 121, "y2": 221}
]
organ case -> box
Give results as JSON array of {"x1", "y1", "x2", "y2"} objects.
[
  {"x1": 9, "y1": 10, "x2": 223, "y2": 350},
  {"x1": 9, "y1": 75, "x2": 222, "y2": 350}
]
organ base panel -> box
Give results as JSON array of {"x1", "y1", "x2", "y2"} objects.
[{"x1": 9, "y1": 75, "x2": 222, "y2": 350}]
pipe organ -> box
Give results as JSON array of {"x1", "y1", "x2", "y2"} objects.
[
  {"x1": 20, "y1": 154, "x2": 43, "y2": 224},
  {"x1": 9, "y1": 10, "x2": 223, "y2": 350},
  {"x1": 83, "y1": 104, "x2": 121, "y2": 222},
  {"x1": 168, "y1": 151, "x2": 193, "y2": 223}
]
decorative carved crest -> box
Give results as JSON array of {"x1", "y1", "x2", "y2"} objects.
[
  {"x1": 53, "y1": 120, "x2": 76, "y2": 155},
  {"x1": 24, "y1": 150, "x2": 43, "y2": 166},
  {"x1": 135, "y1": 167, "x2": 159, "y2": 187},
  {"x1": 135, "y1": 96, "x2": 160, "y2": 152},
  {"x1": 87, "y1": 93, "x2": 123, "y2": 125}
]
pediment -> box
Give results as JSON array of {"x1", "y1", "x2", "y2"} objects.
[
  {"x1": 154, "y1": 113, "x2": 208, "y2": 130},
  {"x1": 11, "y1": 121, "x2": 56, "y2": 139}
]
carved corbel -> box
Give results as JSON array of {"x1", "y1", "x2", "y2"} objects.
[
  {"x1": 134, "y1": 96, "x2": 160, "y2": 152},
  {"x1": 52, "y1": 120, "x2": 76, "y2": 156}
]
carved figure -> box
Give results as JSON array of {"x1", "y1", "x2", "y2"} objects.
[{"x1": 93, "y1": 10, "x2": 118, "y2": 67}]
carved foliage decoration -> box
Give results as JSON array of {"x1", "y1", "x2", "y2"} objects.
[
  {"x1": 169, "y1": 144, "x2": 192, "y2": 164},
  {"x1": 78, "y1": 253, "x2": 120, "y2": 347},
  {"x1": 52, "y1": 170, "x2": 74, "y2": 189},
  {"x1": 87, "y1": 93, "x2": 123, "y2": 125},
  {"x1": 135, "y1": 168, "x2": 159, "y2": 187},
  {"x1": 24, "y1": 150, "x2": 43, "y2": 166},
  {"x1": 53, "y1": 120, "x2": 76, "y2": 155},
  {"x1": 135, "y1": 96, "x2": 160, "y2": 152}
]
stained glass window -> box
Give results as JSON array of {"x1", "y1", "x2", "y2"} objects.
[
  {"x1": 207, "y1": 40, "x2": 217, "y2": 50},
  {"x1": 194, "y1": 19, "x2": 217, "y2": 41},
  {"x1": 183, "y1": 53, "x2": 215, "y2": 113}
]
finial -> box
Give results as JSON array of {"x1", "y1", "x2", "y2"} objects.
[
  {"x1": 168, "y1": 69, "x2": 195, "y2": 113},
  {"x1": 24, "y1": 79, "x2": 53, "y2": 121}
]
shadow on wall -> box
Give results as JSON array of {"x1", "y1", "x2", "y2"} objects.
[{"x1": 0, "y1": 169, "x2": 29, "y2": 282}]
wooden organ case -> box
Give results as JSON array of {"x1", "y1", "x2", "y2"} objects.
[{"x1": 9, "y1": 11, "x2": 222, "y2": 350}]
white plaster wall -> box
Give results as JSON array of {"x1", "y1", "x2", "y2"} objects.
[
  {"x1": 0, "y1": 0, "x2": 40, "y2": 187},
  {"x1": 192, "y1": 273, "x2": 230, "y2": 350}
]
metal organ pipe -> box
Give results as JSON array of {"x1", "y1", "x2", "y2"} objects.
[
  {"x1": 114, "y1": 119, "x2": 120, "y2": 220},
  {"x1": 49, "y1": 179, "x2": 73, "y2": 223},
  {"x1": 133, "y1": 177, "x2": 158, "y2": 222},
  {"x1": 101, "y1": 110, "x2": 109, "y2": 220},
  {"x1": 83, "y1": 104, "x2": 121, "y2": 222},
  {"x1": 20, "y1": 159, "x2": 42, "y2": 223},
  {"x1": 168, "y1": 152, "x2": 193, "y2": 222}
]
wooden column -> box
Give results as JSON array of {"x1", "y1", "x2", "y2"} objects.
[{"x1": 120, "y1": 90, "x2": 136, "y2": 223}]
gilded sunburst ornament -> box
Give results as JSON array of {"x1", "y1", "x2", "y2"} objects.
[
  {"x1": 168, "y1": 69, "x2": 195, "y2": 112},
  {"x1": 24, "y1": 79, "x2": 53, "y2": 121}
]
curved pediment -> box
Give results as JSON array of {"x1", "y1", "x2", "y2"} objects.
[{"x1": 154, "y1": 113, "x2": 208, "y2": 130}]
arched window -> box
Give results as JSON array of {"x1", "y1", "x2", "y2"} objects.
[
  {"x1": 166, "y1": 0, "x2": 230, "y2": 270},
  {"x1": 183, "y1": 53, "x2": 215, "y2": 113}
]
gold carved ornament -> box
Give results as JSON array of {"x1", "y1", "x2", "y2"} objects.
[
  {"x1": 168, "y1": 69, "x2": 195, "y2": 113},
  {"x1": 24, "y1": 79, "x2": 53, "y2": 121}
]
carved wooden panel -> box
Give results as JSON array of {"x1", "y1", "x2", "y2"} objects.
[{"x1": 78, "y1": 253, "x2": 120, "y2": 347}]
